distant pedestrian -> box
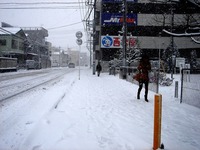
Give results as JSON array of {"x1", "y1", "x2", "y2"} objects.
[
  {"x1": 96, "y1": 62, "x2": 102, "y2": 77},
  {"x1": 136, "y1": 55, "x2": 151, "y2": 102}
]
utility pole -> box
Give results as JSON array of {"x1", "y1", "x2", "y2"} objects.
[
  {"x1": 170, "y1": 1, "x2": 175, "y2": 79},
  {"x1": 92, "y1": 0, "x2": 97, "y2": 75},
  {"x1": 122, "y1": 0, "x2": 127, "y2": 79},
  {"x1": 90, "y1": 33, "x2": 92, "y2": 68}
]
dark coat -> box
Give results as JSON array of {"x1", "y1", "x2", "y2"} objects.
[
  {"x1": 137, "y1": 57, "x2": 151, "y2": 82},
  {"x1": 96, "y1": 64, "x2": 102, "y2": 72}
]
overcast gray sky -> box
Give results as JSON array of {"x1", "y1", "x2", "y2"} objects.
[{"x1": 0, "y1": 0, "x2": 88, "y2": 52}]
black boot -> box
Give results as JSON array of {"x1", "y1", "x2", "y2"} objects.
[
  {"x1": 137, "y1": 90, "x2": 141, "y2": 99},
  {"x1": 137, "y1": 93, "x2": 140, "y2": 99},
  {"x1": 144, "y1": 95, "x2": 149, "y2": 102}
]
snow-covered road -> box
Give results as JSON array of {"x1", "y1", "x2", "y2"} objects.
[
  {"x1": 0, "y1": 68, "x2": 72, "y2": 101},
  {"x1": 0, "y1": 67, "x2": 200, "y2": 150},
  {"x1": 0, "y1": 68, "x2": 77, "y2": 149}
]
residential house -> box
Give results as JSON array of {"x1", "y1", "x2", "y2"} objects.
[
  {"x1": 0, "y1": 22, "x2": 51, "y2": 69},
  {"x1": 22, "y1": 27, "x2": 50, "y2": 68},
  {"x1": 0, "y1": 27, "x2": 27, "y2": 68}
]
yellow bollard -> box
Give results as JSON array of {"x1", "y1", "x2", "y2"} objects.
[{"x1": 153, "y1": 94, "x2": 162, "y2": 150}]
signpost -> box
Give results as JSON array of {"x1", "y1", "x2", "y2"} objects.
[
  {"x1": 76, "y1": 31, "x2": 83, "y2": 80},
  {"x1": 76, "y1": 31, "x2": 83, "y2": 39}
]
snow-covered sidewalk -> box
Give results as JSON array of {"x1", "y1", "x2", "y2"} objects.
[{"x1": 1, "y1": 68, "x2": 200, "y2": 150}]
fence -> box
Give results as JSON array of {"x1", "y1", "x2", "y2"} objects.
[{"x1": 181, "y1": 69, "x2": 200, "y2": 108}]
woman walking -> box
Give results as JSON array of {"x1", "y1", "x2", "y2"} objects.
[{"x1": 137, "y1": 55, "x2": 151, "y2": 102}]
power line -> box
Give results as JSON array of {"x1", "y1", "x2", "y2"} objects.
[
  {"x1": 0, "y1": 27, "x2": 26, "y2": 41},
  {"x1": 0, "y1": 6, "x2": 85, "y2": 9},
  {"x1": 47, "y1": 22, "x2": 83, "y2": 30},
  {"x1": 0, "y1": 2, "x2": 84, "y2": 5},
  {"x1": 78, "y1": 0, "x2": 87, "y2": 33},
  {"x1": 0, "y1": 1, "x2": 86, "y2": 9}
]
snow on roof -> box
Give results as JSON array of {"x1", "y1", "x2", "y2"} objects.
[{"x1": 0, "y1": 27, "x2": 22, "y2": 35}]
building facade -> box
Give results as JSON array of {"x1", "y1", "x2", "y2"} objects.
[
  {"x1": 0, "y1": 23, "x2": 51, "y2": 69},
  {"x1": 93, "y1": 0, "x2": 200, "y2": 70},
  {"x1": 0, "y1": 27, "x2": 27, "y2": 67},
  {"x1": 22, "y1": 27, "x2": 51, "y2": 68}
]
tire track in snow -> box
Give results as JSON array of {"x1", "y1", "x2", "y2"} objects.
[
  {"x1": 54, "y1": 79, "x2": 76, "y2": 109},
  {"x1": 0, "y1": 70, "x2": 78, "y2": 150},
  {"x1": 18, "y1": 71, "x2": 78, "y2": 150}
]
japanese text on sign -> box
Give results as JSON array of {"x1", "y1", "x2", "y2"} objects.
[{"x1": 101, "y1": 35, "x2": 136, "y2": 48}]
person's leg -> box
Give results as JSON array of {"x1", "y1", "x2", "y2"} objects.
[
  {"x1": 144, "y1": 81, "x2": 149, "y2": 102},
  {"x1": 137, "y1": 82, "x2": 143, "y2": 99}
]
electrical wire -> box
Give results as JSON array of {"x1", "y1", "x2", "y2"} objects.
[
  {"x1": 47, "y1": 21, "x2": 83, "y2": 30},
  {"x1": 0, "y1": 1, "x2": 85, "y2": 9},
  {"x1": 0, "y1": 27, "x2": 25, "y2": 40},
  {"x1": 0, "y1": 1, "x2": 89, "y2": 47},
  {"x1": 0, "y1": 6, "x2": 84, "y2": 9},
  {"x1": 0, "y1": 2, "x2": 84, "y2": 5},
  {"x1": 78, "y1": 0, "x2": 87, "y2": 35}
]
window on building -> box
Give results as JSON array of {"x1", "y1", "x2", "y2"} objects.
[
  {"x1": 12, "y1": 39, "x2": 18, "y2": 49},
  {"x1": 19, "y1": 42, "x2": 24, "y2": 50},
  {"x1": 0, "y1": 39, "x2": 7, "y2": 46}
]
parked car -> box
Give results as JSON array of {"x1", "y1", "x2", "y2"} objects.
[
  {"x1": 26, "y1": 60, "x2": 41, "y2": 70},
  {"x1": 68, "y1": 63, "x2": 75, "y2": 68}
]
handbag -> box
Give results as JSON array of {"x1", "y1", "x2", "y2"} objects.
[{"x1": 133, "y1": 71, "x2": 142, "y2": 81}]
